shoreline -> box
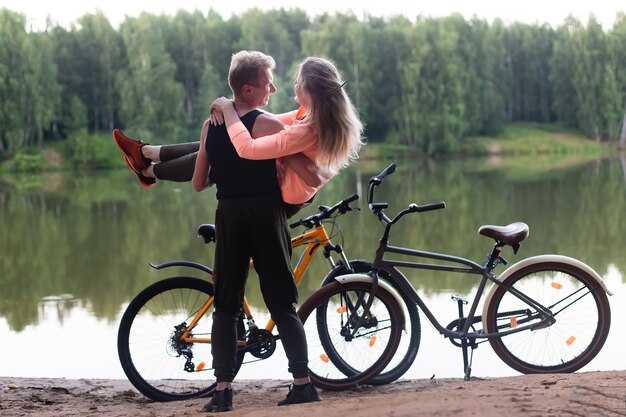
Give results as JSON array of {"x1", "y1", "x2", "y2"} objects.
[{"x1": 2, "y1": 370, "x2": 625, "y2": 416}]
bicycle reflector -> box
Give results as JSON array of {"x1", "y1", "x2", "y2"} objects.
[{"x1": 369, "y1": 336, "x2": 377, "y2": 347}]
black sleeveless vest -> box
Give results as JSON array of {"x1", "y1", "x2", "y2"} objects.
[{"x1": 206, "y1": 110, "x2": 281, "y2": 200}]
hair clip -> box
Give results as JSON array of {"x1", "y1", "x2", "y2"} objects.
[{"x1": 328, "y1": 80, "x2": 347, "y2": 96}]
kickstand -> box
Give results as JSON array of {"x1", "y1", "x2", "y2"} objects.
[{"x1": 462, "y1": 338, "x2": 472, "y2": 381}]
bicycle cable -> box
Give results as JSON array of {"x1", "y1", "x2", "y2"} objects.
[{"x1": 323, "y1": 215, "x2": 345, "y2": 247}]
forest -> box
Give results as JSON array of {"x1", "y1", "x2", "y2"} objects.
[{"x1": 1, "y1": 7, "x2": 625, "y2": 161}]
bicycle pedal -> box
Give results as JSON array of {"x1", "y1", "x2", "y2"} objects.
[{"x1": 451, "y1": 294, "x2": 468, "y2": 304}]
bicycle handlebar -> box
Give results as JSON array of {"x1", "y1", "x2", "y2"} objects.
[
  {"x1": 368, "y1": 163, "x2": 446, "y2": 225},
  {"x1": 409, "y1": 202, "x2": 447, "y2": 213},
  {"x1": 290, "y1": 193, "x2": 360, "y2": 229},
  {"x1": 369, "y1": 163, "x2": 396, "y2": 185},
  {"x1": 368, "y1": 163, "x2": 396, "y2": 206}
]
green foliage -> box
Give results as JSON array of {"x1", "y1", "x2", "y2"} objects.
[
  {"x1": 1, "y1": 7, "x2": 625, "y2": 161},
  {"x1": 64, "y1": 130, "x2": 119, "y2": 168},
  {"x1": 10, "y1": 149, "x2": 44, "y2": 172}
]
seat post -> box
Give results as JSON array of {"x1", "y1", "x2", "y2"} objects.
[{"x1": 484, "y1": 242, "x2": 504, "y2": 272}]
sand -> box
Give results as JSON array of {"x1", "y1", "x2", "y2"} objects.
[{"x1": 2, "y1": 371, "x2": 625, "y2": 416}]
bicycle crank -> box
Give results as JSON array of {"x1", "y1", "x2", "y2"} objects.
[
  {"x1": 445, "y1": 317, "x2": 481, "y2": 348},
  {"x1": 245, "y1": 328, "x2": 276, "y2": 359}
]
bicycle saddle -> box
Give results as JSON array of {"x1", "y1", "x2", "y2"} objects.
[
  {"x1": 478, "y1": 222, "x2": 529, "y2": 245},
  {"x1": 197, "y1": 224, "x2": 216, "y2": 244}
]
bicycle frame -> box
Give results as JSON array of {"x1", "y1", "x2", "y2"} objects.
[
  {"x1": 371, "y1": 242, "x2": 556, "y2": 342},
  {"x1": 151, "y1": 212, "x2": 353, "y2": 347}
]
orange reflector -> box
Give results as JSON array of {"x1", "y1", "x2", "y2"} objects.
[
  {"x1": 510, "y1": 317, "x2": 518, "y2": 328},
  {"x1": 195, "y1": 362, "x2": 206, "y2": 371},
  {"x1": 369, "y1": 336, "x2": 377, "y2": 347},
  {"x1": 551, "y1": 282, "x2": 562, "y2": 290},
  {"x1": 320, "y1": 354, "x2": 329, "y2": 363},
  {"x1": 566, "y1": 336, "x2": 576, "y2": 346},
  {"x1": 337, "y1": 306, "x2": 347, "y2": 314}
]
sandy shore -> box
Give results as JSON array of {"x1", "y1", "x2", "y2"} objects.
[{"x1": 2, "y1": 371, "x2": 625, "y2": 416}]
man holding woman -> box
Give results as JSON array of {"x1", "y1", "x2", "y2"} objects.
[{"x1": 114, "y1": 50, "x2": 364, "y2": 413}]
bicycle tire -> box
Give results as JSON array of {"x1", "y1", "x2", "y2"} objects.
[
  {"x1": 322, "y1": 261, "x2": 421, "y2": 385},
  {"x1": 298, "y1": 281, "x2": 404, "y2": 391},
  {"x1": 485, "y1": 262, "x2": 610, "y2": 374},
  {"x1": 117, "y1": 276, "x2": 246, "y2": 401}
]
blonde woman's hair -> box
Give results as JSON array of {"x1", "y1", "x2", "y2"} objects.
[
  {"x1": 228, "y1": 51, "x2": 275, "y2": 97},
  {"x1": 296, "y1": 57, "x2": 364, "y2": 172}
]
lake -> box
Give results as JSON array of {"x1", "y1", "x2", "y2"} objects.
[{"x1": 1, "y1": 153, "x2": 625, "y2": 381}]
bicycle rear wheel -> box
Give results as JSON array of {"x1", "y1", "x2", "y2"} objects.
[
  {"x1": 298, "y1": 281, "x2": 404, "y2": 391},
  {"x1": 117, "y1": 276, "x2": 245, "y2": 401},
  {"x1": 485, "y1": 262, "x2": 610, "y2": 374}
]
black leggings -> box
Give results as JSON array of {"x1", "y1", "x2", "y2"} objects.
[
  {"x1": 152, "y1": 142, "x2": 199, "y2": 182},
  {"x1": 211, "y1": 195, "x2": 309, "y2": 382}
]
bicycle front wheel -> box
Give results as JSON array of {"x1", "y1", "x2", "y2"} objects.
[
  {"x1": 485, "y1": 262, "x2": 610, "y2": 374},
  {"x1": 117, "y1": 276, "x2": 245, "y2": 401},
  {"x1": 298, "y1": 281, "x2": 404, "y2": 391},
  {"x1": 321, "y1": 260, "x2": 421, "y2": 386}
]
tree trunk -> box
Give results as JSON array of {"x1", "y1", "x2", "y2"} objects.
[
  {"x1": 620, "y1": 154, "x2": 626, "y2": 183},
  {"x1": 619, "y1": 99, "x2": 626, "y2": 146}
]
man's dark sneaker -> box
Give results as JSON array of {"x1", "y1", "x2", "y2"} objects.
[
  {"x1": 201, "y1": 388, "x2": 233, "y2": 412},
  {"x1": 277, "y1": 383, "x2": 322, "y2": 406},
  {"x1": 112, "y1": 129, "x2": 151, "y2": 173},
  {"x1": 123, "y1": 155, "x2": 155, "y2": 188}
]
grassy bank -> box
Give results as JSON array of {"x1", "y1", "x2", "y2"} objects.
[
  {"x1": 361, "y1": 122, "x2": 613, "y2": 160},
  {"x1": 1, "y1": 131, "x2": 119, "y2": 173},
  {"x1": 464, "y1": 122, "x2": 611, "y2": 156}
]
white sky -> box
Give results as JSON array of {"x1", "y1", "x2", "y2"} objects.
[{"x1": 1, "y1": 0, "x2": 624, "y2": 31}]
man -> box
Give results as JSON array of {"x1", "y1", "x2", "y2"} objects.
[{"x1": 192, "y1": 51, "x2": 323, "y2": 412}]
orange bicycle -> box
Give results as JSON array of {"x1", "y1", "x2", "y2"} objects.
[{"x1": 117, "y1": 194, "x2": 404, "y2": 401}]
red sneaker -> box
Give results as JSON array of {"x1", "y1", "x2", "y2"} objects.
[
  {"x1": 112, "y1": 129, "x2": 151, "y2": 173},
  {"x1": 123, "y1": 155, "x2": 155, "y2": 188}
]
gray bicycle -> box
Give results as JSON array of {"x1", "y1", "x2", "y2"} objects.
[{"x1": 319, "y1": 163, "x2": 612, "y2": 380}]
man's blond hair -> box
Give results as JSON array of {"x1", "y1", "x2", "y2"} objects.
[{"x1": 228, "y1": 51, "x2": 276, "y2": 97}]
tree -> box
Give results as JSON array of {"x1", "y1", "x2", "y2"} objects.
[
  {"x1": 0, "y1": 10, "x2": 30, "y2": 152},
  {"x1": 236, "y1": 9, "x2": 300, "y2": 81},
  {"x1": 400, "y1": 17, "x2": 466, "y2": 154},
  {"x1": 550, "y1": 17, "x2": 582, "y2": 128},
  {"x1": 23, "y1": 30, "x2": 60, "y2": 146},
  {"x1": 569, "y1": 17, "x2": 622, "y2": 140},
  {"x1": 75, "y1": 12, "x2": 123, "y2": 132},
  {"x1": 609, "y1": 13, "x2": 626, "y2": 145},
  {"x1": 116, "y1": 13, "x2": 186, "y2": 140},
  {"x1": 49, "y1": 24, "x2": 89, "y2": 136}
]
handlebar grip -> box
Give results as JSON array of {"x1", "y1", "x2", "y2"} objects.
[
  {"x1": 370, "y1": 163, "x2": 396, "y2": 184},
  {"x1": 412, "y1": 202, "x2": 446, "y2": 212},
  {"x1": 289, "y1": 221, "x2": 301, "y2": 229},
  {"x1": 343, "y1": 193, "x2": 359, "y2": 204}
]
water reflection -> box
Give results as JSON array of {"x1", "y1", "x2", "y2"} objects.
[{"x1": 0, "y1": 155, "x2": 625, "y2": 377}]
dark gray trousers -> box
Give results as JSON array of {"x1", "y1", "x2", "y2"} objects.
[{"x1": 211, "y1": 195, "x2": 309, "y2": 382}]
